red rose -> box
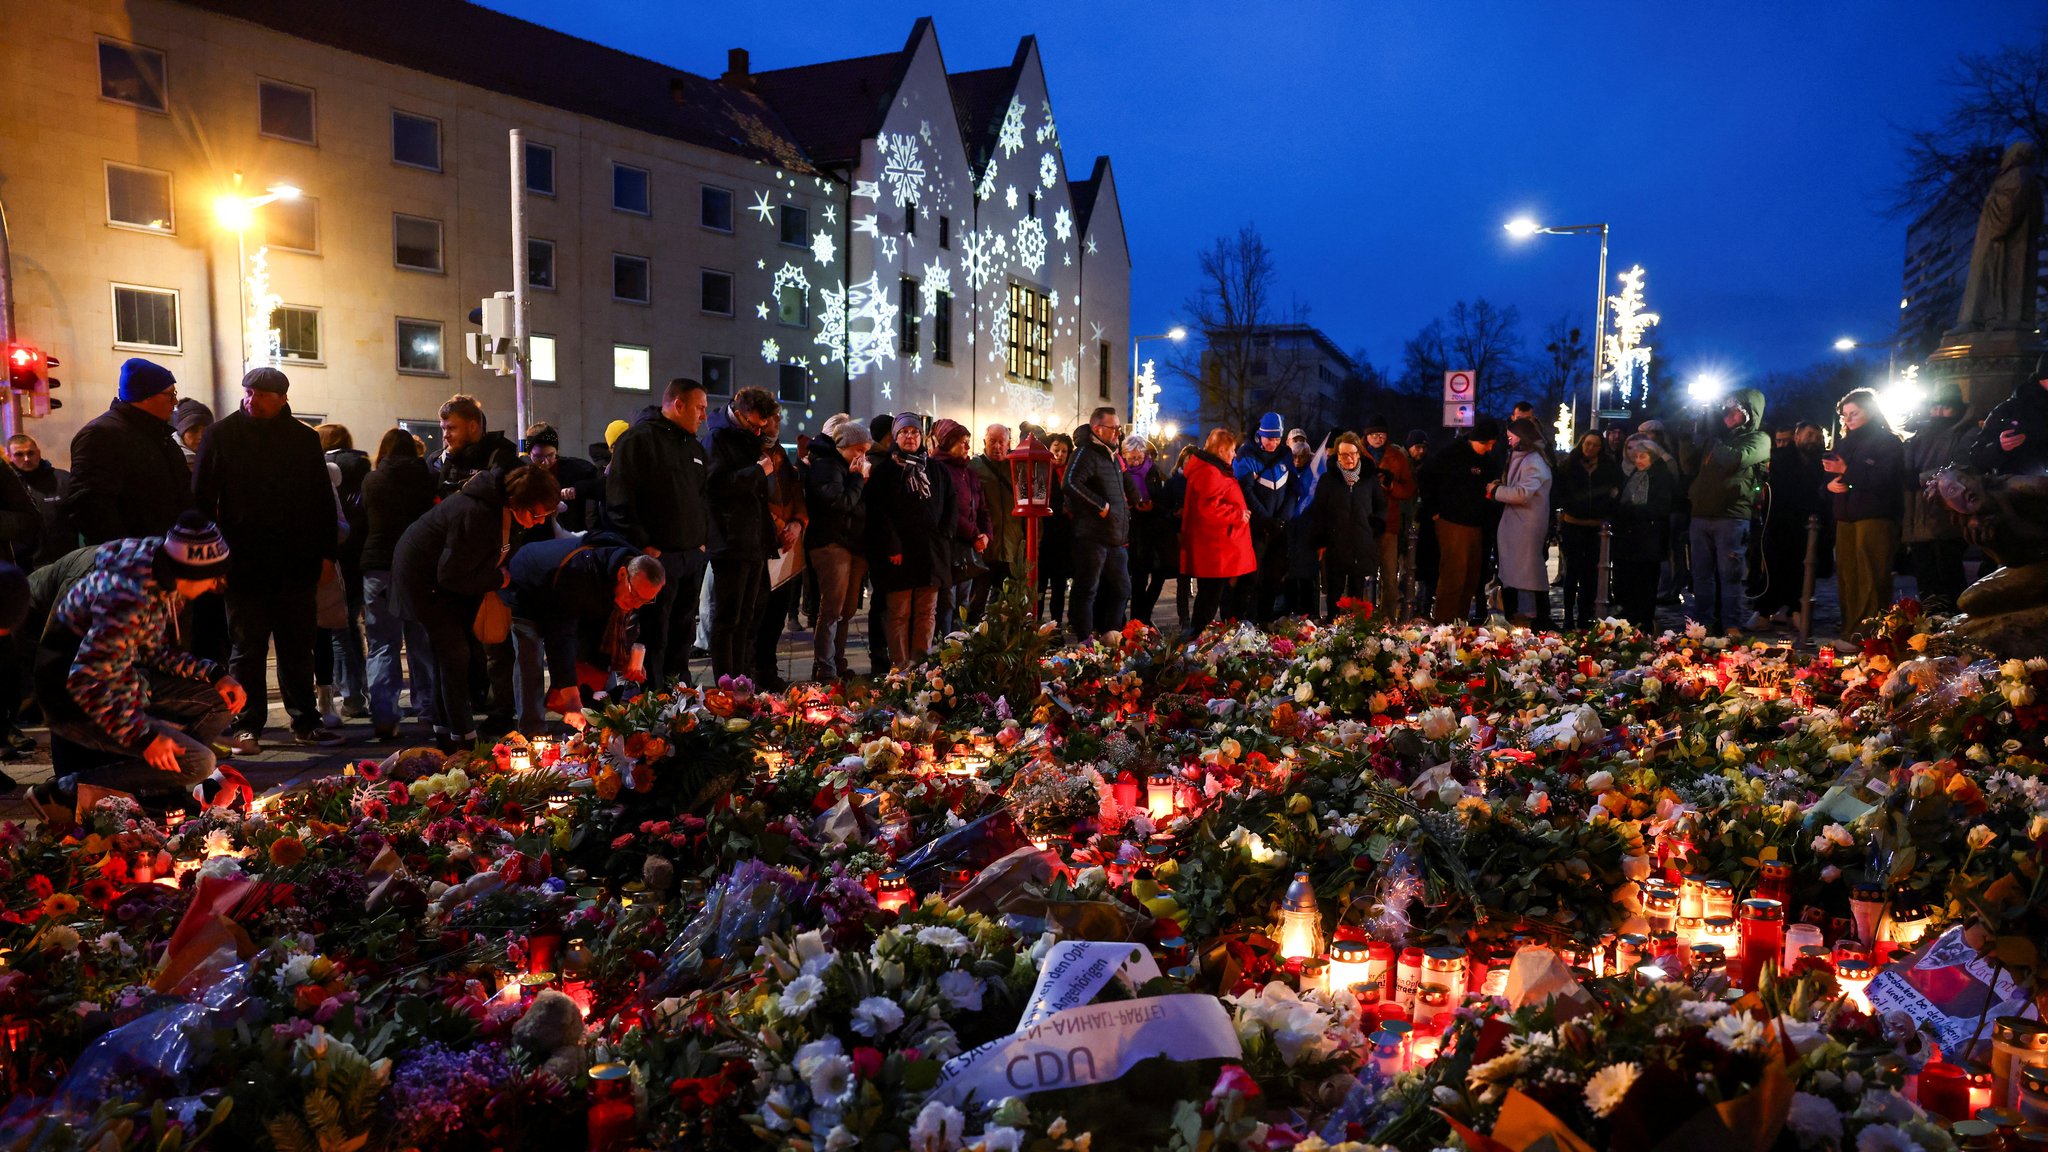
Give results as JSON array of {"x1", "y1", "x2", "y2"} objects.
[{"x1": 851, "y1": 1046, "x2": 883, "y2": 1080}]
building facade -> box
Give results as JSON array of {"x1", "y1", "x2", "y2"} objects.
[
  {"x1": 1196, "y1": 324, "x2": 1364, "y2": 436},
  {"x1": 1899, "y1": 183, "x2": 2048, "y2": 363},
  {"x1": 0, "y1": 0, "x2": 1129, "y2": 462}
]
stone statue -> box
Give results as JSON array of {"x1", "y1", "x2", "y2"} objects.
[
  {"x1": 1934, "y1": 465, "x2": 2048, "y2": 652},
  {"x1": 1955, "y1": 140, "x2": 2044, "y2": 333}
]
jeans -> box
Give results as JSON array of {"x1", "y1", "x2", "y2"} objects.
[
  {"x1": 1068, "y1": 539, "x2": 1130, "y2": 639},
  {"x1": 1688, "y1": 516, "x2": 1749, "y2": 630},
  {"x1": 329, "y1": 568, "x2": 366, "y2": 705},
  {"x1": 414, "y1": 592, "x2": 478, "y2": 742},
  {"x1": 710, "y1": 558, "x2": 766, "y2": 682},
  {"x1": 50, "y1": 672, "x2": 230, "y2": 798},
  {"x1": 226, "y1": 583, "x2": 319, "y2": 735},
  {"x1": 362, "y1": 571, "x2": 427, "y2": 731},
  {"x1": 639, "y1": 549, "x2": 706, "y2": 687},
  {"x1": 935, "y1": 576, "x2": 975, "y2": 638},
  {"x1": 511, "y1": 617, "x2": 548, "y2": 735},
  {"x1": 811, "y1": 545, "x2": 867, "y2": 678},
  {"x1": 886, "y1": 586, "x2": 938, "y2": 667}
]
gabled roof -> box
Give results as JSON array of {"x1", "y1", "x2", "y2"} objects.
[
  {"x1": 949, "y1": 37, "x2": 1034, "y2": 168},
  {"x1": 753, "y1": 19, "x2": 932, "y2": 167},
  {"x1": 178, "y1": 0, "x2": 815, "y2": 170},
  {"x1": 1070, "y1": 157, "x2": 1105, "y2": 237}
]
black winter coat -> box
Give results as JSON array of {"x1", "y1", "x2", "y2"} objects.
[
  {"x1": 1064, "y1": 426, "x2": 1135, "y2": 547},
  {"x1": 327, "y1": 447, "x2": 371, "y2": 571},
  {"x1": 0, "y1": 463, "x2": 44, "y2": 570},
  {"x1": 1427, "y1": 439, "x2": 1499, "y2": 528},
  {"x1": 804, "y1": 449, "x2": 866, "y2": 553},
  {"x1": 64, "y1": 402, "x2": 190, "y2": 544},
  {"x1": 359, "y1": 456, "x2": 436, "y2": 573},
  {"x1": 551, "y1": 455, "x2": 603, "y2": 533},
  {"x1": 865, "y1": 450, "x2": 955, "y2": 593},
  {"x1": 605, "y1": 408, "x2": 709, "y2": 553},
  {"x1": 1556, "y1": 454, "x2": 1623, "y2": 524},
  {"x1": 508, "y1": 533, "x2": 640, "y2": 690},
  {"x1": 1828, "y1": 422, "x2": 1906, "y2": 524},
  {"x1": 392, "y1": 468, "x2": 519, "y2": 621},
  {"x1": 706, "y1": 422, "x2": 775, "y2": 563},
  {"x1": 434, "y1": 431, "x2": 520, "y2": 499},
  {"x1": 1312, "y1": 466, "x2": 1388, "y2": 574},
  {"x1": 13, "y1": 461, "x2": 75, "y2": 570},
  {"x1": 1612, "y1": 460, "x2": 1677, "y2": 564},
  {"x1": 1970, "y1": 380, "x2": 2048, "y2": 476},
  {"x1": 192, "y1": 406, "x2": 336, "y2": 589}
]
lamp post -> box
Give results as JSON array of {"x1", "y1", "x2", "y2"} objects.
[
  {"x1": 1130, "y1": 326, "x2": 1186, "y2": 434},
  {"x1": 1506, "y1": 218, "x2": 1609, "y2": 426},
  {"x1": 214, "y1": 176, "x2": 301, "y2": 374},
  {"x1": 1832, "y1": 335, "x2": 1902, "y2": 380}
]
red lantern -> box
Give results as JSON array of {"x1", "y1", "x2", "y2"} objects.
[{"x1": 1006, "y1": 434, "x2": 1056, "y2": 615}]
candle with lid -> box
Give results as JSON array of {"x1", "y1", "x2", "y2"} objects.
[
  {"x1": 876, "y1": 870, "x2": 915, "y2": 914},
  {"x1": 1701, "y1": 879, "x2": 1735, "y2": 920},
  {"x1": 586, "y1": 1063, "x2": 636, "y2": 1152},
  {"x1": 1274, "y1": 872, "x2": 1324, "y2": 961},
  {"x1": 1328, "y1": 940, "x2": 1376, "y2": 997},
  {"x1": 1146, "y1": 774, "x2": 1176, "y2": 821},
  {"x1": 1737, "y1": 898, "x2": 1784, "y2": 991},
  {"x1": 1836, "y1": 956, "x2": 1875, "y2": 1012}
]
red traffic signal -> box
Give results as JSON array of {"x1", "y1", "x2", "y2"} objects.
[{"x1": 5, "y1": 343, "x2": 61, "y2": 417}]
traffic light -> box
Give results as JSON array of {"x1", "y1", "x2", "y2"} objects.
[
  {"x1": 5, "y1": 344, "x2": 59, "y2": 417},
  {"x1": 465, "y1": 292, "x2": 515, "y2": 375}
]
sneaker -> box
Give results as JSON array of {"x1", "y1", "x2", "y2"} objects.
[
  {"x1": 25, "y1": 783, "x2": 73, "y2": 828},
  {"x1": 292, "y1": 727, "x2": 345, "y2": 747},
  {"x1": 1744, "y1": 612, "x2": 1772, "y2": 631},
  {"x1": 316, "y1": 686, "x2": 343, "y2": 729},
  {"x1": 4, "y1": 728, "x2": 36, "y2": 755},
  {"x1": 1770, "y1": 608, "x2": 1793, "y2": 625},
  {"x1": 222, "y1": 730, "x2": 263, "y2": 756},
  {"x1": 341, "y1": 698, "x2": 370, "y2": 720}
]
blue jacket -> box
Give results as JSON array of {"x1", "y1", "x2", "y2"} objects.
[{"x1": 1234, "y1": 443, "x2": 1297, "y2": 532}]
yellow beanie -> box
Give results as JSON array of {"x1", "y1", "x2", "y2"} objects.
[{"x1": 605, "y1": 418, "x2": 631, "y2": 447}]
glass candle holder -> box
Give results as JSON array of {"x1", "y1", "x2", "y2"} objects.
[
  {"x1": 1737, "y1": 898, "x2": 1785, "y2": 992},
  {"x1": 876, "y1": 870, "x2": 915, "y2": 914}
]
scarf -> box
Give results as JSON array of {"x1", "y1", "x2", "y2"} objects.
[
  {"x1": 1123, "y1": 458, "x2": 1153, "y2": 502},
  {"x1": 898, "y1": 449, "x2": 932, "y2": 499},
  {"x1": 1338, "y1": 465, "x2": 1360, "y2": 485},
  {"x1": 599, "y1": 602, "x2": 636, "y2": 672},
  {"x1": 1622, "y1": 468, "x2": 1651, "y2": 507}
]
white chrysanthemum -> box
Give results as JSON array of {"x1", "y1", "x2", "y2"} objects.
[
  {"x1": 1583, "y1": 1061, "x2": 1639, "y2": 1118},
  {"x1": 777, "y1": 974, "x2": 825, "y2": 1017},
  {"x1": 938, "y1": 969, "x2": 984, "y2": 1011},
  {"x1": 852, "y1": 995, "x2": 906, "y2": 1037},
  {"x1": 908, "y1": 1098, "x2": 966, "y2": 1152},
  {"x1": 806, "y1": 1052, "x2": 854, "y2": 1103},
  {"x1": 1706, "y1": 1012, "x2": 1768, "y2": 1054},
  {"x1": 915, "y1": 926, "x2": 971, "y2": 954},
  {"x1": 1785, "y1": 1092, "x2": 1843, "y2": 1149},
  {"x1": 975, "y1": 1126, "x2": 1025, "y2": 1152}
]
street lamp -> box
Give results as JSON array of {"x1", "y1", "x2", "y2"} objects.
[
  {"x1": 1832, "y1": 335, "x2": 1901, "y2": 378},
  {"x1": 1130, "y1": 326, "x2": 1186, "y2": 439},
  {"x1": 1505, "y1": 217, "x2": 1610, "y2": 427},
  {"x1": 215, "y1": 178, "x2": 302, "y2": 373}
]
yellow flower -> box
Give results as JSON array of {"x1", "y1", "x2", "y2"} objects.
[{"x1": 1967, "y1": 825, "x2": 1998, "y2": 851}]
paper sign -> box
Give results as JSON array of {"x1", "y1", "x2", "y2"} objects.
[
  {"x1": 1864, "y1": 926, "x2": 2034, "y2": 1058},
  {"x1": 926, "y1": 994, "x2": 1241, "y2": 1106},
  {"x1": 1019, "y1": 941, "x2": 1161, "y2": 1028}
]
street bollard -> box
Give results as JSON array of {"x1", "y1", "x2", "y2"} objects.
[
  {"x1": 1800, "y1": 514, "x2": 1820, "y2": 644},
  {"x1": 1403, "y1": 515, "x2": 1421, "y2": 620},
  {"x1": 1595, "y1": 521, "x2": 1612, "y2": 620}
]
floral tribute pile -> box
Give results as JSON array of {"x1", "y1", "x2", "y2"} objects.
[{"x1": 2, "y1": 589, "x2": 2046, "y2": 1152}]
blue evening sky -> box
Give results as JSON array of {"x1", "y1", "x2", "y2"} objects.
[{"x1": 483, "y1": 0, "x2": 2021, "y2": 399}]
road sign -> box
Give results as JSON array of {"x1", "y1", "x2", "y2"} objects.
[
  {"x1": 1443, "y1": 369, "x2": 1476, "y2": 403},
  {"x1": 1443, "y1": 401, "x2": 1475, "y2": 428}
]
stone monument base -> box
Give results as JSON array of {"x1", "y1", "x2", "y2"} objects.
[{"x1": 1924, "y1": 327, "x2": 2048, "y2": 421}]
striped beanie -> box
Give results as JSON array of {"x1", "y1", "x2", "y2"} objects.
[{"x1": 158, "y1": 513, "x2": 231, "y2": 579}]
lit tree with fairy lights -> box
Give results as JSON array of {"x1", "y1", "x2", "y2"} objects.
[
  {"x1": 1603, "y1": 265, "x2": 1659, "y2": 411},
  {"x1": 1131, "y1": 358, "x2": 1162, "y2": 441}
]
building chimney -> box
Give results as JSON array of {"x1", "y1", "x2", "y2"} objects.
[
  {"x1": 670, "y1": 76, "x2": 686, "y2": 106},
  {"x1": 723, "y1": 48, "x2": 752, "y2": 90}
]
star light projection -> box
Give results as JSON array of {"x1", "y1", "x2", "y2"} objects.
[{"x1": 1603, "y1": 265, "x2": 1660, "y2": 410}]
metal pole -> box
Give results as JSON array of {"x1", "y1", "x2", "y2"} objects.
[
  {"x1": 1402, "y1": 513, "x2": 1420, "y2": 620},
  {"x1": 509, "y1": 129, "x2": 531, "y2": 437},
  {"x1": 1591, "y1": 224, "x2": 1609, "y2": 425},
  {"x1": 0, "y1": 199, "x2": 19, "y2": 440},
  {"x1": 1800, "y1": 514, "x2": 1820, "y2": 644},
  {"x1": 1596, "y1": 520, "x2": 1612, "y2": 620}
]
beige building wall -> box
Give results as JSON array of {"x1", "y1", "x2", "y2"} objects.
[{"x1": 0, "y1": 0, "x2": 836, "y2": 464}]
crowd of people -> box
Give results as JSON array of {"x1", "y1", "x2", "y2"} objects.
[{"x1": 5, "y1": 354, "x2": 2040, "y2": 820}]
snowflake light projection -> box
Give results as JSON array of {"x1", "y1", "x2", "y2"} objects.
[
  {"x1": 1131, "y1": 358, "x2": 1162, "y2": 440},
  {"x1": 749, "y1": 191, "x2": 777, "y2": 223},
  {"x1": 1035, "y1": 105, "x2": 1058, "y2": 145},
  {"x1": 852, "y1": 180, "x2": 882, "y2": 202},
  {"x1": 998, "y1": 97, "x2": 1026, "y2": 157},
  {"x1": 843, "y1": 273, "x2": 900, "y2": 379},
  {"x1": 814, "y1": 283, "x2": 846, "y2": 367},
  {"x1": 919, "y1": 257, "x2": 952, "y2": 316},
  {"x1": 1053, "y1": 206, "x2": 1073, "y2": 243},
  {"x1": 771, "y1": 262, "x2": 811, "y2": 314},
  {"x1": 1013, "y1": 217, "x2": 1048, "y2": 274},
  {"x1": 959, "y1": 227, "x2": 1005, "y2": 292},
  {"x1": 1039, "y1": 152, "x2": 1058, "y2": 189},
  {"x1": 880, "y1": 133, "x2": 927, "y2": 208},
  {"x1": 1059, "y1": 355, "x2": 1076, "y2": 390},
  {"x1": 976, "y1": 161, "x2": 998, "y2": 204},
  {"x1": 1003, "y1": 382, "x2": 1053, "y2": 425},
  {"x1": 761, "y1": 338, "x2": 781, "y2": 364},
  {"x1": 880, "y1": 235, "x2": 899, "y2": 262},
  {"x1": 1602, "y1": 265, "x2": 1660, "y2": 409},
  {"x1": 909, "y1": 352, "x2": 923, "y2": 374},
  {"x1": 919, "y1": 118, "x2": 932, "y2": 144},
  {"x1": 986, "y1": 301, "x2": 1010, "y2": 365},
  {"x1": 810, "y1": 230, "x2": 836, "y2": 267},
  {"x1": 1004, "y1": 185, "x2": 1019, "y2": 211}
]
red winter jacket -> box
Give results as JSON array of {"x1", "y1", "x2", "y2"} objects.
[{"x1": 1179, "y1": 449, "x2": 1257, "y2": 580}]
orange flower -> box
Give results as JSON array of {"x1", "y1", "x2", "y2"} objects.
[
  {"x1": 268, "y1": 837, "x2": 307, "y2": 868},
  {"x1": 642, "y1": 738, "x2": 669, "y2": 761},
  {"x1": 593, "y1": 765, "x2": 622, "y2": 801},
  {"x1": 39, "y1": 893, "x2": 80, "y2": 919}
]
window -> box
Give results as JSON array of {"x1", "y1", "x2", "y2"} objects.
[
  {"x1": 105, "y1": 163, "x2": 173, "y2": 232},
  {"x1": 111, "y1": 284, "x2": 180, "y2": 351},
  {"x1": 258, "y1": 80, "x2": 315, "y2": 144},
  {"x1": 613, "y1": 345, "x2": 651, "y2": 392},
  {"x1": 524, "y1": 141, "x2": 555, "y2": 196},
  {"x1": 612, "y1": 164, "x2": 649, "y2": 214},
  {"x1": 1027, "y1": 192, "x2": 1038, "y2": 219},
  {"x1": 530, "y1": 334, "x2": 557, "y2": 384},
  {"x1": 933, "y1": 291, "x2": 953, "y2": 363},
  {"x1": 778, "y1": 363, "x2": 806, "y2": 403},
  {"x1": 905, "y1": 202, "x2": 918, "y2": 238},
  {"x1": 777, "y1": 280, "x2": 806, "y2": 326},
  {"x1": 1098, "y1": 341, "x2": 1112, "y2": 400},
  {"x1": 98, "y1": 38, "x2": 166, "y2": 112},
  {"x1": 396, "y1": 318, "x2": 445, "y2": 374},
  {"x1": 399, "y1": 418, "x2": 442, "y2": 458},
  {"x1": 1006, "y1": 282, "x2": 1052, "y2": 385},
  {"x1": 779, "y1": 205, "x2": 808, "y2": 246},
  {"x1": 939, "y1": 215, "x2": 951, "y2": 249},
  {"x1": 393, "y1": 214, "x2": 443, "y2": 272},
  {"x1": 265, "y1": 196, "x2": 318, "y2": 254},
  {"x1": 700, "y1": 268, "x2": 733, "y2": 316},
  {"x1": 528, "y1": 238, "x2": 555, "y2": 290},
  {"x1": 701, "y1": 186, "x2": 733, "y2": 231},
  {"x1": 613, "y1": 253, "x2": 649, "y2": 303},
  {"x1": 899, "y1": 277, "x2": 920, "y2": 354},
  {"x1": 391, "y1": 110, "x2": 441, "y2": 171},
  {"x1": 701, "y1": 355, "x2": 733, "y2": 396},
  {"x1": 270, "y1": 305, "x2": 321, "y2": 364}
]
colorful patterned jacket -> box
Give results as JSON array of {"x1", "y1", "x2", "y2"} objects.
[{"x1": 52, "y1": 537, "x2": 223, "y2": 750}]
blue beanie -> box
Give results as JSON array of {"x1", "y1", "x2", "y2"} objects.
[
  {"x1": 118, "y1": 358, "x2": 176, "y2": 403},
  {"x1": 1258, "y1": 411, "x2": 1285, "y2": 438}
]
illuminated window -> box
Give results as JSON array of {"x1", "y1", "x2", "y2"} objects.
[
  {"x1": 525, "y1": 142, "x2": 555, "y2": 195},
  {"x1": 530, "y1": 333, "x2": 557, "y2": 384},
  {"x1": 933, "y1": 291, "x2": 952, "y2": 363},
  {"x1": 393, "y1": 214, "x2": 442, "y2": 272},
  {"x1": 99, "y1": 38, "x2": 166, "y2": 112},
  {"x1": 270, "y1": 305, "x2": 321, "y2": 364},
  {"x1": 1006, "y1": 282, "x2": 1051, "y2": 385},
  {"x1": 613, "y1": 164, "x2": 650, "y2": 214},
  {"x1": 700, "y1": 354, "x2": 733, "y2": 397},
  {"x1": 779, "y1": 205, "x2": 808, "y2": 246},
  {"x1": 111, "y1": 284, "x2": 180, "y2": 351},
  {"x1": 391, "y1": 110, "x2": 440, "y2": 171},
  {"x1": 259, "y1": 80, "x2": 315, "y2": 144},
  {"x1": 905, "y1": 202, "x2": 918, "y2": 238},
  {"x1": 778, "y1": 363, "x2": 806, "y2": 403},
  {"x1": 1098, "y1": 341, "x2": 1111, "y2": 400},
  {"x1": 396, "y1": 318, "x2": 444, "y2": 375},
  {"x1": 701, "y1": 269, "x2": 733, "y2": 316},
  {"x1": 266, "y1": 196, "x2": 317, "y2": 254},
  {"x1": 701, "y1": 186, "x2": 733, "y2": 231},
  {"x1": 613, "y1": 344, "x2": 651, "y2": 391},
  {"x1": 105, "y1": 163, "x2": 173, "y2": 233},
  {"x1": 528, "y1": 238, "x2": 554, "y2": 290},
  {"x1": 613, "y1": 253, "x2": 650, "y2": 304},
  {"x1": 398, "y1": 418, "x2": 442, "y2": 458},
  {"x1": 777, "y1": 281, "x2": 806, "y2": 327},
  {"x1": 899, "y1": 277, "x2": 919, "y2": 354},
  {"x1": 939, "y1": 215, "x2": 951, "y2": 249}
]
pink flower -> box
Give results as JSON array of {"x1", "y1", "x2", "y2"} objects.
[{"x1": 1211, "y1": 1064, "x2": 1262, "y2": 1100}]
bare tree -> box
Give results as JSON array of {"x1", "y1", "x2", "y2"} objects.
[
  {"x1": 1536, "y1": 315, "x2": 1589, "y2": 424},
  {"x1": 1399, "y1": 299, "x2": 1527, "y2": 417},
  {"x1": 1175, "y1": 225, "x2": 1314, "y2": 435},
  {"x1": 1894, "y1": 31, "x2": 2048, "y2": 217}
]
